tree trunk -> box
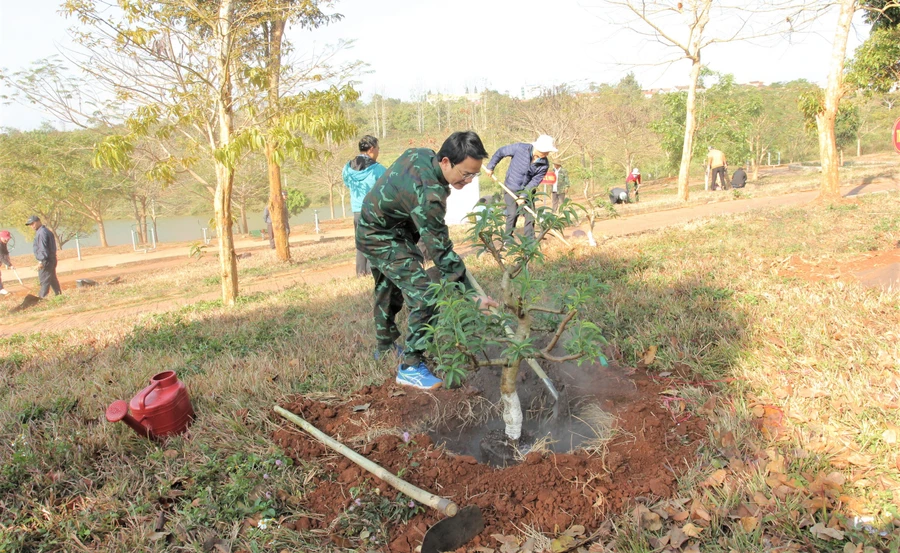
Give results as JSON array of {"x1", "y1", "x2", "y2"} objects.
[
  {"x1": 677, "y1": 56, "x2": 703, "y2": 201},
  {"x1": 215, "y1": 0, "x2": 238, "y2": 306},
  {"x1": 266, "y1": 140, "x2": 290, "y2": 259},
  {"x1": 818, "y1": 0, "x2": 857, "y2": 200},
  {"x1": 329, "y1": 184, "x2": 335, "y2": 219},
  {"x1": 239, "y1": 201, "x2": 248, "y2": 234},
  {"x1": 264, "y1": 17, "x2": 290, "y2": 261},
  {"x1": 97, "y1": 217, "x2": 108, "y2": 247}
]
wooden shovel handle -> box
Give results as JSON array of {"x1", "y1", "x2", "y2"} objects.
[{"x1": 274, "y1": 406, "x2": 458, "y2": 517}]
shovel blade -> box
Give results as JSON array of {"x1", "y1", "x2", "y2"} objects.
[{"x1": 421, "y1": 505, "x2": 484, "y2": 553}]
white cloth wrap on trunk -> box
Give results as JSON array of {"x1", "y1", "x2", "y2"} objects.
[{"x1": 501, "y1": 392, "x2": 523, "y2": 441}]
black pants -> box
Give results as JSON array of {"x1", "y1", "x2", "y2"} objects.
[
  {"x1": 711, "y1": 166, "x2": 729, "y2": 190},
  {"x1": 505, "y1": 189, "x2": 535, "y2": 242},
  {"x1": 353, "y1": 212, "x2": 371, "y2": 277},
  {"x1": 39, "y1": 259, "x2": 61, "y2": 298},
  {"x1": 551, "y1": 192, "x2": 566, "y2": 213}
]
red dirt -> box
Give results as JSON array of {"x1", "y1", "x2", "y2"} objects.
[
  {"x1": 780, "y1": 248, "x2": 900, "y2": 288},
  {"x1": 272, "y1": 369, "x2": 706, "y2": 552}
]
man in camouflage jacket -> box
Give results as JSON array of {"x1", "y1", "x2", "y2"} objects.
[{"x1": 356, "y1": 131, "x2": 497, "y2": 390}]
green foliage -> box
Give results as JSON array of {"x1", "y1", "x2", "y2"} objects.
[
  {"x1": 0, "y1": 129, "x2": 109, "y2": 245},
  {"x1": 285, "y1": 188, "x2": 311, "y2": 215},
  {"x1": 426, "y1": 198, "x2": 607, "y2": 389},
  {"x1": 846, "y1": 26, "x2": 900, "y2": 94},
  {"x1": 650, "y1": 91, "x2": 688, "y2": 171},
  {"x1": 797, "y1": 88, "x2": 860, "y2": 148}
]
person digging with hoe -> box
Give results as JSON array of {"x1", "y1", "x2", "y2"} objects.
[
  {"x1": 0, "y1": 230, "x2": 14, "y2": 296},
  {"x1": 26, "y1": 215, "x2": 61, "y2": 298},
  {"x1": 484, "y1": 134, "x2": 557, "y2": 244},
  {"x1": 356, "y1": 131, "x2": 498, "y2": 390}
]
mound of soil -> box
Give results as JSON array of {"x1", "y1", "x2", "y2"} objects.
[{"x1": 273, "y1": 363, "x2": 706, "y2": 552}]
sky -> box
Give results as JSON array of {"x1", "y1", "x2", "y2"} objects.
[{"x1": 0, "y1": 0, "x2": 874, "y2": 131}]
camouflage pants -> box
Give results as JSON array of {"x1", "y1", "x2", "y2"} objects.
[{"x1": 367, "y1": 248, "x2": 434, "y2": 366}]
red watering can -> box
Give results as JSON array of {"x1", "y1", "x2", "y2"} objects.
[{"x1": 106, "y1": 371, "x2": 195, "y2": 439}]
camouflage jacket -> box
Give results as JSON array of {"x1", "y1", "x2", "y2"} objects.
[{"x1": 356, "y1": 148, "x2": 473, "y2": 291}]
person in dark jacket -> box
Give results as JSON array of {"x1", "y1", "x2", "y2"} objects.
[
  {"x1": 263, "y1": 191, "x2": 290, "y2": 249},
  {"x1": 26, "y1": 215, "x2": 61, "y2": 298},
  {"x1": 343, "y1": 135, "x2": 387, "y2": 276},
  {"x1": 609, "y1": 187, "x2": 629, "y2": 204},
  {"x1": 357, "y1": 131, "x2": 497, "y2": 390},
  {"x1": 0, "y1": 230, "x2": 13, "y2": 296},
  {"x1": 730, "y1": 167, "x2": 747, "y2": 189},
  {"x1": 484, "y1": 134, "x2": 557, "y2": 243}
]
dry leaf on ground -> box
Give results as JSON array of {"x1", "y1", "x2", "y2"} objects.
[
  {"x1": 701, "y1": 468, "x2": 727, "y2": 487},
  {"x1": 810, "y1": 522, "x2": 845, "y2": 540},
  {"x1": 641, "y1": 346, "x2": 657, "y2": 365}
]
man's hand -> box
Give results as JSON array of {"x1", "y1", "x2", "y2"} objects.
[
  {"x1": 5, "y1": 265, "x2": 11, "y2": 270},
  {"x1": 515, "y1": 197, "x2": 525, "y2": 206},
  {"x1": 475, "y1": 295, "x2": 499, "y2": 312},
  {"x1": 484, "y1": 169, "x2": 493, "y2": 178}
]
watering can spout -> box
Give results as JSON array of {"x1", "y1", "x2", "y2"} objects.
[{"x1": 106, "y1": 400, "x2": 151, "y2": 437}]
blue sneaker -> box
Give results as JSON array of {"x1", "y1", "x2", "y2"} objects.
[
  {"x1": 396, "y1": 362, "x2": 443, "y2": 390},
  {"x1": 374, "y1": 342, "x2": 404, "y2": 361}
]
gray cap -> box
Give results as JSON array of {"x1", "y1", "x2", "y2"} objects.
[{"x1": 25, "y1": 215, "x2": 40, "y2": 225}]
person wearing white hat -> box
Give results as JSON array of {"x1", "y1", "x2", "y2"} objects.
[
  {"x1": 484, "y1": 134, "x2": 558, "y2": 242},
  {"x1": 626, "y1": 167, "x2": 641, "y2": 202}
]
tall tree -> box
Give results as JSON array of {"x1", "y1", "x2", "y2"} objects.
[
  {"x1": 802, "y1": 0, "x2": 858, "y2": 199},
  {"x1": 242, "y1": 0, "x2": 358, "y2": 262},
  {"x1": 595, "y1": 0, "x2": 807, "y2": 200}
]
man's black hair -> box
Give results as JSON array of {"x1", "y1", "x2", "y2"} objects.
[
  {"x1": 437, "y1": 131, "x2": 489, "y2": 164},
  {"x1": 358, "y1": 135, "x2": 379, "y2": 152}
]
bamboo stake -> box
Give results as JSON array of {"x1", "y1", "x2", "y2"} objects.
[
  {"x1": 273, "y1": 406, "x2": 458, "y2": 517},
  {"x1": 466, "y1": 272, "x2": 559, "y2": 401},
  {"x1": 486, "y1": 174, "x2": 571, "y2": 247}
]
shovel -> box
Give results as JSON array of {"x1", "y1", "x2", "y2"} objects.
[
  {"x1": 274, "y1": 406, "x2": 484, "y2": 551},
  {"x1": 7, "y1": 267, "x2": 42, "y2": 312}
]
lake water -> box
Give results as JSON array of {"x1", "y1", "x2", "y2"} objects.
[{"x1": 2, "y1": 206, "x2": 341, "y2": 251}]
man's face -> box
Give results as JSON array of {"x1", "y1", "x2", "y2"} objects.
[
  {"x1": 534, "y1": 151, "x2": 549, "y2": 159},
  {"x1": 29, "y1": 222, "x2": 39, "y2": 231},
  {"x1": 368, "y1": 146, "x2": 380, "y2": 161},
  {"x1": 440, "y1": 156, "x2": 482, "y2": 190}
]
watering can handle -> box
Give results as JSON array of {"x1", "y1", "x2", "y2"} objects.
[{"x1": 135, "y1": 380, "x2": 161, "y2": 412}]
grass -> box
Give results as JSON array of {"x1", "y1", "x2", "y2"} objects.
[{"x1": 2, "y1": 167, "x2": 900, "y2": 551}]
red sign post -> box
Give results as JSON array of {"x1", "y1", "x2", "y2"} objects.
[{"x1": 894, "y1": 117, "x2": 900, "y2": 154}]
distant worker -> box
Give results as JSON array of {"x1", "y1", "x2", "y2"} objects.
[
  {"x1": 343, "y1": 135, "x2": 387, "y2": 277},
  {"x1": 626, "y1": 167, "x2": 642, "y2": 202},
  {"x1": 706, "y1": 147, "x2": 728, "y2": 191},
  {"x1": 484, "y1": 134, "x2": 557, "y2": 243},
  {"x1": 263, "y1": 190, "x2": 290, "y2": 249},
  {"x1": 0, "y1": 230, "x2": 13, "y2": 296},
  {"x1": 26, "y1": 215, "x2": 61, "y2": 298},
  {"x1": 550, "y1": 156, "x2": 570, "y2": 213},
  {"x1": 731, "y1": 167, "x2": 747, "y2": 189},
  {"x1": 609, "y1": 187, "x2": 629, "y2": 204}
]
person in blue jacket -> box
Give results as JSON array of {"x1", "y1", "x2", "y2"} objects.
[
  {"x1": 343, "y1": 135, "x2": 386, "y2": 276},
  {"x1": 484, "y1": 134, "x2": 557, "y2": 243}
]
